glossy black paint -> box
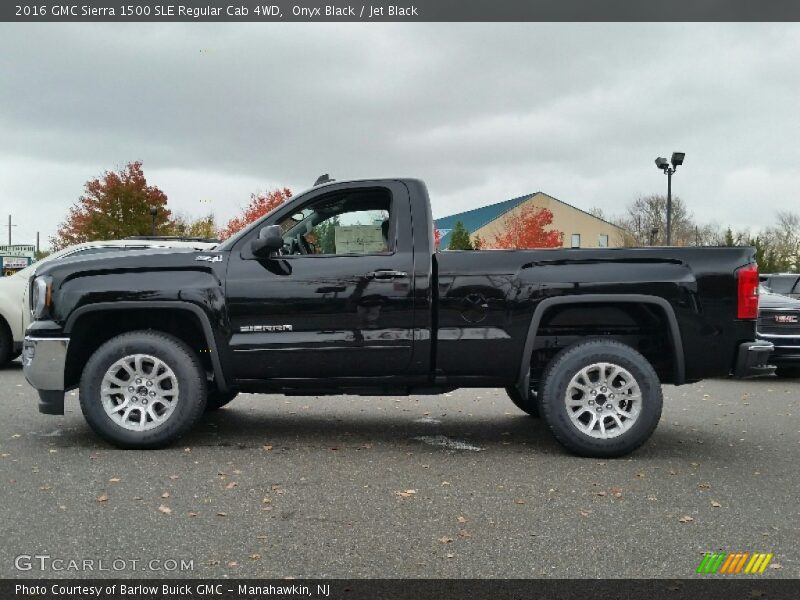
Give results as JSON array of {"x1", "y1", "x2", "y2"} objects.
[
  {"x1": 225, "y1": 180, "x2": 420, "y2": 380},
  {"x1": 29, "y1": 178, "x2": 760, "y2": 396},
  {"x1": 435, "y1": 246, "x2": 757, "y2": 384}
]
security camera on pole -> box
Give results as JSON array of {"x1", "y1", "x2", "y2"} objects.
[{"x1": 654, "y1": 152, "x2": 685, "y2": 246}]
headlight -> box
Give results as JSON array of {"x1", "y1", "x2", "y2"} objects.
[{"x1": 31, "y1": 276, "x2": 53, "y2": 319}]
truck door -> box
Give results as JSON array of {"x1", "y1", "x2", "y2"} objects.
[{"x1": 225, "y1": 181, "x2": 416, "y2": 380}]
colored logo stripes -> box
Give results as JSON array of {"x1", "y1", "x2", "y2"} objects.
[{"x1": 697, "y1": 552, "x2": 773, "y2": 574}]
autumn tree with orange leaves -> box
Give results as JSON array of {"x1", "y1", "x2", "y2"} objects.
[
  {"x1": 51, "y1": 161, "x2": 171, "y2": 250},
  {"x1": 219, "y1": 188, "x2": 293, "y2": 240},
  {"x1": 486, "y1": 204, "x2": 563, "y2": 249}
]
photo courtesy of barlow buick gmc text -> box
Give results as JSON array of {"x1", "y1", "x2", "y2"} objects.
[{"x1": 1, "y1": 2, "x2": 799, "y2": 600}]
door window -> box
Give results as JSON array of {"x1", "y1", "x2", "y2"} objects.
[{"x1": 277, "y1": 189, "x2": 393, "y2": 256}]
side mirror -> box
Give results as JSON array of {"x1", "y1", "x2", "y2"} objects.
[{"x1": 250, "y1": 225, "x2": 284, "y2": 257}]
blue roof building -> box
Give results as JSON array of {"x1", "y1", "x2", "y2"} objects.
[{"x1": 434, "y1": 192, "x2": 626, "y2": 249}]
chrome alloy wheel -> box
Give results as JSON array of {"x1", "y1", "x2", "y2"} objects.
[
  {"x1": 100, "y1": 354, "x2": 180, "y2": 431},
  {"x1": 564, "y1": 361, "x2": 641, "y2": 439}
]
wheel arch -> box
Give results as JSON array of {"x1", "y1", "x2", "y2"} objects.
[
  {"x1": 64, "y1": 301, "x2": 228, "y2": 392},
  {"x1": 515, "y1": 294, "x2": 685, "y2": 401}
]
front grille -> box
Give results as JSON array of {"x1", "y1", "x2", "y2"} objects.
[{"x1": 758, "y1": 310, "x2": 800, "y2": 335}]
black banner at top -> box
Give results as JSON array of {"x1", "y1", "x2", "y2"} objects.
[{"x1": 4, "y1": 0, "x2": 800, "y2": 22}]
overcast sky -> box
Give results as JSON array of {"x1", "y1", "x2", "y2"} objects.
[{"x1": 1, "y1": 23, "x2": 799, "y2": 247}]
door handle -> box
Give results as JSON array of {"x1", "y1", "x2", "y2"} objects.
[{"x1": 366, "y1": 270, "x2": 407, "y2": 280}]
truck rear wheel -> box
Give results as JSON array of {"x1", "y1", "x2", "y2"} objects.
[
  {"x1": 505, "y1": 386, "x2": 540, "y2": 418},
  {"x1": 539, "y1": 339, "x2": 662, "y2": 458},
  {"x1": 79, "y1": 331, "x2": 207, "y2": 449}
]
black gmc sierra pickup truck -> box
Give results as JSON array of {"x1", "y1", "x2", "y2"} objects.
[{"x1": 23, "y1": 178, "x2": 773, "y2": 456}]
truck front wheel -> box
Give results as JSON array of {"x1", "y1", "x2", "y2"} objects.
[
  {"x1": 79, "y1": 331, "x2": 207, "y2": 449},
  {"x1": 539, "y1": 340, "x2": 662, "y2": 458}
]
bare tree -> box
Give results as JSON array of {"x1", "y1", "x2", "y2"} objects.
[
  {"x1": 762, "y1": 211, "x2": 800, "y2": 271},
  {"x1": 587, "y1": 207, "x2": 606, "y2": 220},
  {"x1": 614, "y1": 195, "x2": 698, "y2": 246}
]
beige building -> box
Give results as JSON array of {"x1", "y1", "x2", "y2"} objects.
[{"x1": 435, "y1": 191, "x2": 627, "y2": 249}]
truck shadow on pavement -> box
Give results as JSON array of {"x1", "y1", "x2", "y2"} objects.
[
  {"x1": 160, "y1": 406, "x2": 740, "y2": 460},
  {"x1": 44, "y1": 398, "x2": 755, "y2": 460}
]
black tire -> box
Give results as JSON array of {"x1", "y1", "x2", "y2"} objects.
[
  {"x1": 205, "y1": 390, "x2": 238, "y2": 411},
  {"x1": 539, "y1": 339, "x2": 663, "y2": 458},
  {"x1": 0, "y1": 318, "x2": 12, "y2": 367},
  {"x1": 505, "y1": 386, "x2": 540, "y2": 418},
  {"x1": 775, "y1": 366, "x2": 800, "y2": 378},
  {"x1": 79, "y1": 331, "x2": 207, "y2": 449}
]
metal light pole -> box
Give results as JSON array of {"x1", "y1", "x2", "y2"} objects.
[
  {"x1": 149, "y1": 207, "x2": 158, "y2": 236},
  {"x1": 654, "y1": 152, "x2": 685, "y2": 246}
]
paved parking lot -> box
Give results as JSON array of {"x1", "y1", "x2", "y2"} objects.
[{"x1": 0, "y1": 360, "x2": 797, "y2": 579}]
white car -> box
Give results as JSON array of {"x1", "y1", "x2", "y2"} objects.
[{"x1": 0, "y1": 238, "x2": 217, "y2": 366}]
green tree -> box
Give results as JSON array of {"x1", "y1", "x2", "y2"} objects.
[
  {"x1": 448, "y1": 221, "x2": 474, "y2": 250},
  {"x1": 748, "y1": 236, "x2": 783, "y2": 273},
  {"x1": 310, "y1": 216, "x2": 340, "y2": 254},
  {"x1": 722, "y1": 227, "x2": 735, "y2": 247},
  {"x1": 168, "y1": 213, "x2": 219, "y2": 239}
]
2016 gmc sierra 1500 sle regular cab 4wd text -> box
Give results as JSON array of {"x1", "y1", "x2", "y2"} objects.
[{"x1": 22, "y1": 178, "x2": 774, "y2": 456}]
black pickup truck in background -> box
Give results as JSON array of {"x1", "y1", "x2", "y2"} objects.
[{"x1": 22, "y1": 178, "x2": 773, "y2": 457}]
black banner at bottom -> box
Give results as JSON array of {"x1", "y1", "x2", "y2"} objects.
[{"x1": 4, "y1": 579, "x2": 798, "y2": 600}]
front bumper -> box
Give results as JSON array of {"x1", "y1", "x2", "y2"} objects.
[
  {"x1": 22, "y1": 336, "x2": 69, "y2": 415},
  {"x1": 733, "y1": 340, "x2": 775, "y2": 378},
  {"x1": 757, "y1": 333, "x2": 800, "y2": 365}
]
